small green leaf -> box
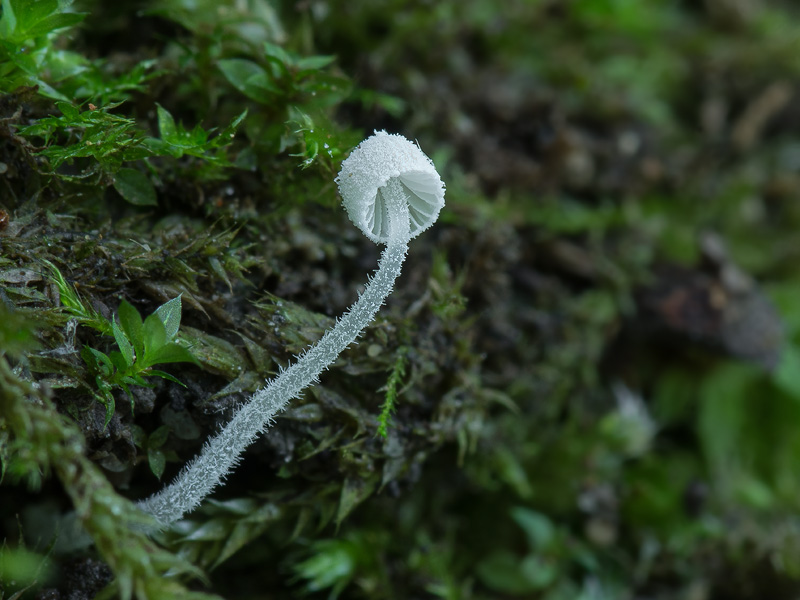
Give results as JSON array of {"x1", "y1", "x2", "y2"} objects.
[
  {"x1": 108, "y1": 350, "x2": 128, "y2": 374},
  {"x1": 121, "y1": 145, "x2": 153, "y2": 162},
  {"x1": 56, "y1": 101, "x2": 79, "y2": 120},
  {"x1": 112, "y1": 318, "x2": 135, "y2": 367},
  {"x1": 148, "y1": 425, "x2": 170, "y2": 448},
  {"x1": 113, "y1": 168, "x2": 157, "y2": 206},
  {"x1": 218, "y1": 58, "x2": 279, "y2": 103},
  {"x1": 91, "y1": 390, "x2": 115, "y2": 428},
  {"x1": 180, "y1": 518, "x2": 230, "y2": 542},
  {"x1": 510, "y1": 507, "x2": 556, "y2": 551},
  {"x1": 8, "y1": 0, "x2": 59, "y2": 40},
  {"x1": 295, "y1": 55, "x2": 336, "y2": 72},
  {"x1": 477, "y1": 551, "x2": 549, "y2": 595},
  {"x1": 85, "y1": 346, "x2": 113, "y2": 375},
  {"x1": 263, "y1": 42, "x2": 293, "y2": 70},
  {"x1": 125, "y1": 373, "x2": 149, "y2": 387},
  {"x1": 208, "y1": 109, "x2": 248, "y2": 152},
  {"x1": 214, "y1": 520, "x2": 272, "y2": 569},
  {"x1": 145, "y1": 343, "x2": 198, "y2": 367},
  {"x1": 131, "y1": 425, "x2": 147, "y2": 448},
  {"x1": 156, "y1": 104, "x2": 178, "y2": 142},
  {"x1": 118, "y1": 299, "x2": 144, "y2": 358},
  {"x1": 148, "y1": 448, "x2": 166, "y2": 480},
  {"x1": 143, "y1": 313, "x2": 167, "y2": 356},
  {"x1": 152, "y1": 105, "x2": 244, "y2": 163},
  {"x1": 14, "y1": 0, "x2": 54, "y2": 28},
  {"x1": 336, "y1": 476, "x2": 377, "y2": 527},
  {"x1": 24, "y1": 11, "x2": 85, "y2": 38},
  {"x1": 155, "y1": 295, "x2": 182, "y2": 340},
  {"x1": 228, "y1": 109, "x2": 248, "y2": 131},
  {"x1": 0, "y1": 547, "x2": 54, "y2": 588},
  {"x1": 80, "y1": 345, "x2": 98, "y2": 369},
  {"x1": 219, "y1": 58, "x2": 264, "y2": 88},
  {"x1": 147, "y1": 369, "x2": 186, "y2": 386},
  {"x1": 0, "y1": 0, "x2": 18, "y2": 39}
]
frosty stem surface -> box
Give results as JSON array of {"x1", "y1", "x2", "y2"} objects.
[{"x1": 138, "y1": 179, "x2": 412, "y2": 527}]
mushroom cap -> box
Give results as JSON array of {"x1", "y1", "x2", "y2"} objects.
[{"x1": 335, "y1": 130, "x2": 446, "y2": 245}]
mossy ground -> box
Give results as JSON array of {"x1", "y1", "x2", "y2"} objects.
[{"x1": 3, "y1": 1, "x2": 800, "y2": 599}]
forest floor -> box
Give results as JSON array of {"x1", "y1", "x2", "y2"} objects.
[{"x1": 3, "y1": 1, "x2": 800, "y2": 599}]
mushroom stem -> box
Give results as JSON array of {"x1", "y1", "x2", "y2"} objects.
[{"x1": 138, "y1": 183, "x2": 412, "y2": 527}]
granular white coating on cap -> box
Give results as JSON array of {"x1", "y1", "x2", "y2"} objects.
[{"x1": 335, "y1": 130, "x2": 446, "y2": 244}]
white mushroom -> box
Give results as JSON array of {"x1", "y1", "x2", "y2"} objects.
[{"x1": 138, "y1": 130, "x2": 445, "y2": 527}]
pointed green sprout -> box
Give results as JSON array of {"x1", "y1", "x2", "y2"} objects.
[{"x1": 138, "y1": 131, "x2": 446, "y2": 526}]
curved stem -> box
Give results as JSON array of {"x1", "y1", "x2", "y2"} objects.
[{"x1": 139, "y1": 184, "x2": 412, "y2": 527}]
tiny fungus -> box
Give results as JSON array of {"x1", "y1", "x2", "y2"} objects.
[{"x1": 139, "y1": 131, "x2": 445, "y2": 526}]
